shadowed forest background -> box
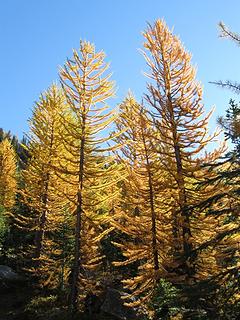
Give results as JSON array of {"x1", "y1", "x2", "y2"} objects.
[{"x1": 0, "y1": 19, "x2": 239, "y2": 320}]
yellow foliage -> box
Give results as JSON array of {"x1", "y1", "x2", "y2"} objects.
[
  {"x1": 0, "y1": 139, "x2": 17, "y2": 211},
  {"x1": 59, "y1": 40, "x2": 120, "y2": 307}
]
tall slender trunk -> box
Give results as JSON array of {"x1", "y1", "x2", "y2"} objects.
[
  {"x1": 35, "y1": 125, "x2": 54, "y2": 260},
  {"x1": 34, "y1": 177, "x2": 49, "y2": 259},
  {"x1": 69, "y1": 115, "x2": 86, "y2": 311},
  {"x1": 167, "y1": 93, "x2": 192, "y2": 271},
  {"x1": 142, "y1": 127, "x2": 159, "y2": 273},
  {"x1": 148, "y1": 168, "x2": 159, "y2": 272},
  {"x1": 160, "y1": 50, "x2": 192, "y2": 259},
  {"x1": 172, "y1": 208, "x2": 181, "y2": 255}
]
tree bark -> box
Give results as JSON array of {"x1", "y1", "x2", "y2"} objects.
[
  {"x1": 142, "y1": 126, "x2": 159, "y2": 273},
  {"x1": 69, "y1": 115, "x2": 86, "y2": 311}
]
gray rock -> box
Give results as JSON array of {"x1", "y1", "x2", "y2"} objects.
[{"x1": 0, "y1": 265, "x2": 24, "y2": 289}]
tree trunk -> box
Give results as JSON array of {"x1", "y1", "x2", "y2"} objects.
[
  {"x1": 35, "y1": 174, "x2": 49, "y2": 260},
  {"x1": 69, "y1": 117, "x2": 86, "y2": 311},
  {"x1": 167, "y1": 94, "x2": 192, "y2": 274},
  {"x1": 142, "y1": 128, "x2": 159, "y2": 273}
]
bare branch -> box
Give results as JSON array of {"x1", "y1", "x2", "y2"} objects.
[
  {"x1": 209, "y1": 80, "x2": 240, "y2": 95},
  {"x1": 219, "y1": 21, "x2": 240, "y2": 46}
]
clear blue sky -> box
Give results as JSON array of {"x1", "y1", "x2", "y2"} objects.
[{"x1": 1, "y1": 0, "x2": 240, "y2": 138}]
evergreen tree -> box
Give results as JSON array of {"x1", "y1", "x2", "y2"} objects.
[
  {"x1": 205, "y1": 22, "x2": 240, "y2": 316},
  {"x1": 195, "y1": 100, "x2": 240, "y2": 318}
]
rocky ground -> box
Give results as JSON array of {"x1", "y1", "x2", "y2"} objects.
[
  {"x1": 0, "y1": 286, "x2": 32, "y2": 320},
  {"x1": 0, "y1": 265, "x2": 142, "y2": 320}
]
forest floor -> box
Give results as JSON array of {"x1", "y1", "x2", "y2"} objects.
[
  {"x1": 0, "y1": 285, "x2": 32, "y2": 320},
  {"x1": 0, "y1": 285, "x2": 110, "y2": 320}
]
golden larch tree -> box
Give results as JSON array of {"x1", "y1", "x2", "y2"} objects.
[
  {"x1": 17, "y1": 85, "x2": 69, "y2": 287},
  {"x1": 112, "y1": 95, "x2": 170, "y2": 307},
  {"x1": 142, "y1": 19, "x2": 224, "y2": 304},
  {"x1": 59, "y1": 40, "x2": 119, "y2": 310}
]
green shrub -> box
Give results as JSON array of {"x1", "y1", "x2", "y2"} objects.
[{"x1": 149, "y1": 279, "x2": 181, "y2": 319}]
